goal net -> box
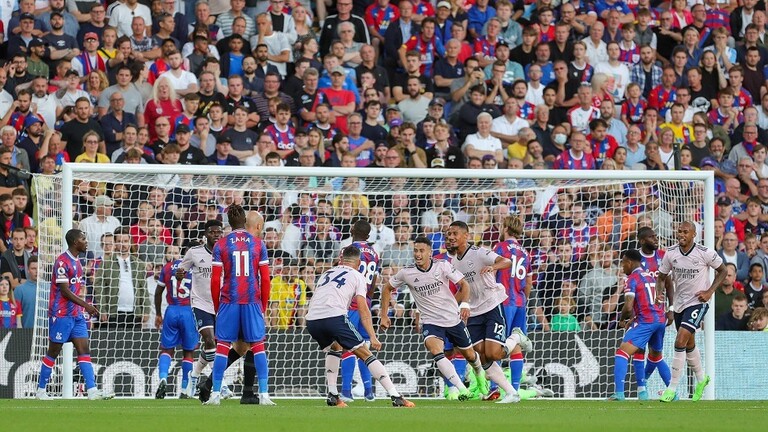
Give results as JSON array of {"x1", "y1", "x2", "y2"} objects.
[{"x1": 27, "y1": 165, "x2": 714, "y2": 400}]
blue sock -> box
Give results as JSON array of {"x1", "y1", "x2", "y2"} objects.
[
  {"x1": 158, "y1": 352, "x2": 172, "y2": 381},
  {"x1": 211, "y1": 344, "x2": 230, "y2": 392},
  {"x1": 181, "y1": 359, "x2": 193, "y2": 390},
  {"x1": 614, "y1": 350, "x2": 629, "y2": 395},
  {"x1": 452, "y1": 357, "x2": 467, "y2": 385},
  {"x1": 633, "y1": 354, "x2": 646, "y2": 389},
  {"x1": 509, "y1": 352, "x2": 524, "y2": 391},
  {"x1": 645, "y1": 354, "x2": 672, "y2": 386},
  {"x1": 357, "y1": 358, "x2": 373, "y2": 395},
  {"x1": 38, "y1": 355, "x2": 55, "y2": 389},
  {"x1": 78, "y1": 355, "x2": 96, "y2": 389},
  {"x1": 254, "y1": 350, "x2": 269, "y2": 393},
  {"x1": 340, "y1": 354, "x2": 356, "y2": 396}
]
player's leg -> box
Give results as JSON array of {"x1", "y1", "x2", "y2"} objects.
[
  {"x1": 478, "y1": 307, "x2": 519, "y2": 403},
  {"x1": 156, "y1": 348, "x2": 174, "y2": 399},
  {"x1": 424, "y1": 325, "x2": 469, "y2": 400},
  {"x1": 37, "y1": 340, "x2": 63, "y2": 400},
  {"x1": 180, "y1": 351, "x2": 194, "y2": 398},
  {"x1": 240, "y1": 351, "x2": 258, "y2": 403},
  {"x1": 505, "y1": 305, "x2": 532, "y2": 391},
  {"x1": 70, "y1": 316, "x2": 109, "y2": 400},
  {"x1": 340, "y1": 310, "x2": 361, "y2": 401},
  {"x1": 632, "y1": 349, "x2": 648, "y2": 400},
  {"x1": 206, "y1": 304, "x2": 239, "y2": 405},
  {"x1": 157, "y1": 308, "x2": 181, "y2": 399},
  {"x1": 662, "y1": 306, "x2": 705, "y2": 402},
  {"x1": 307, "y1": 318, "x2": 347, "y2": 407},
  {"x1": 353, "y1": 313, "x2": 374, "y2": 401},
  {"x1": 646, "y1": 322, "x2": 671, "y2": 393},
  {"x1": 178, "y1": 309, "x2": 198, "y2": 399},
  {"x1": 191, "y1": 308, "x2": 215, "y2": 397},
  {"x1": 610, "y1": 322, "x2": 647, "y2": 401},
  {"x1": 242, "y1": 303, "x2": 274, "y2": 405}
]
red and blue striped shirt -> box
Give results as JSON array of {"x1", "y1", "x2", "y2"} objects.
[
  {"x1": 212, "y1": 229, "x2": 269, "y2": 305},
  {"x1": 348, "y1": 240, "x2": 380, "y2": 310},
  {"x1": 50, "y1": 251, "x2": 85, "y2": 318},
  {"x1": 0, "y1": 299, "x2": 20, "y2": 328},
  {"x1": 624, "y1": 267, "x2": 666, "y2": 324},
  {"x1": 158, "y1": 259, "x2": 192, "y2": 307},
  {"x1": 495, "y1": 239, "x2": 530, "y2": 308}
]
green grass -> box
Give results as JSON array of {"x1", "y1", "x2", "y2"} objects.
[{"x1": 2, "y1": 399, "x2": 765, "y2": 432}]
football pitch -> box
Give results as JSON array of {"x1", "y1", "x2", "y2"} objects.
[{"x1": 2, "y1": 399, "x2": 765, "y2": 432}]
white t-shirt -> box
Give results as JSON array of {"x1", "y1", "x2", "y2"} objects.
[
  {"x1": 78, "y1": 215, "x2": 121, "y2": 258},
  {"x1": 567, "y1": 106, "x2": 601, "y2": 134},
  {"x1": 158, "y1": 69, "x2": 199, "y2": 93},
  {"x1": 389, "y1": 259, "x2": 465, "y2": 327},
  {"x1": 117, "y1": 256, "x2": 135, "y2": 312},
  {"x1": 463, "y1": 133, "x2": 502, "y2": 155},
  {"x1": 447, "y1": 246, "x2": 507, "y2": 316},
  {"x1": 250, "y1": 32, "x2": 291, "y2": 78},
  {"x1": 109, "y1": 3, "x2": 152, "y2": 37},
  {"x1": 659, "y1": 243, "x2": 723, "y2": 312},
  {"x1": 306, "y1": 265, "x2": 368, "y2": 320},
  {"x1": 491, "y1": 115, "x2": 529, "y2": 138},
  {"x1": 179, "y1": 244, "x2": 215, "y2": 314},
  {"x1": 594, "y1": 61, "x2": 630, "y2": 102}
]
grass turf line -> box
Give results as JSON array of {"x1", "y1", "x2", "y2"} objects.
[{"x1": 1, "y1": 399, "x2": 764, "y2": 432}]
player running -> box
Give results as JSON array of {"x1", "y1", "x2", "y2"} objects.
[
  {"x1": 36, "y1": 229, "x2": 112, "y2": 400},
  {"x1": 608, "y1": 249, "x2": 667, "y2": 401},
  {"x1": 341, "y1": 220, "x2": 380, "y2": 402},
  {"x1": 380, "y1": 236, "x2": 487, "y2": 401},
  {"x1": 205, "y1": 205, "x2": 272, "y2": 406},
  {"x1": 445, "y1": 221, "x2": 532, "y2": 404},
  {"x1": 656, "y1": 221, "x2": 727, "y2": 402},
  {"x1": 154, "y1": 250, "x2": 197, "y2": 399},
  {"x1": 306, "y1": 245, "x2": 414, "y2": 408}
]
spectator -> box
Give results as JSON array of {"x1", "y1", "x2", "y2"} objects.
[
  {"x1": 714, "y1": 263, "x2": 744, "y2": 318},
  {"x1": 744, "y1": 262, "x2": 768, "y2": 309},
  {"x1": 13, "y1": 255, "x2": 37, "y2": 328},
  {"x1": 78, "y1": 194, "x2": 121, "y2": 258},
  {"x1": 747, "y1": 307, "x2": 768, "y2": 331},
  {"x1": 0, "y1": 227, "x2": 32, "y2": 288},
  {"x1": 716, "y1": 292, "x2": 750, "y2": 330},
  {"x1": 267, "y1": 260, "x2": 308, "y2": 330},
  {"x1": 578, "y1": 245, "x2": 618, "y2": 330},
  {"x1": 0, "y1": 278, "x2": 21, "y2": 328},
  {"x1": 719, "y1": 232, "x2": 750, "y2": 282}
]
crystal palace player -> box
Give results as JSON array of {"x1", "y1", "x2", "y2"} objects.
[
  {"x1": 656, "y1": 221, "x2": 727, "y2": 402},
  {"x1": 154, "y1": 255, "x2": 197, "y2": 399},
  {"x1": 306, "y1": 245, "x2": 414, "y2": 408},
  {"x1": 36, "y1": 229, "x2": 111, "y2": 400},
  {"x1": 445, "y1": 221, "x2": 532, "y2": 404},
  {"x1": 340, "y1": 220, "x2": 380, "y2": 402},
  {"x1": 608, "y1": 249, "x2": 667, "y2": 401},
  {"x1": 494, "y1": 215, "x2": 533, "y2": 393},
  {"x1": 381, "y1": 236, "x2": 487, "y2": 402},
  {"x1": 205, "y1": 205, "x2": 272, "y2": 406}
]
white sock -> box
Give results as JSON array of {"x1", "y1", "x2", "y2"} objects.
[
  {"x1": 484, "y1": 362, "x2": 516, "y2": 395},
  {"x1": 468, "y1": 353, "x2": 483, "y2": 376},
  {"x1": 668, "y1": 348, "x2": 687, "y2": 389},
  {"x1": 686, "y1": 347, "x2": 705, "y2": 382},
  {"x1": 192, "y1": 357, "x2": 208, "y2": 377},
  {"x1": 365, "y1": 357, "x2": 400, "y2": 398},
  {"x1": 436, "y1": 357, "x2": 467, "y2": 391},
  {"x1": 325, "y1": 352, "x2": 341, "y2": 395},
  {"x1": 506, "y1": 333, "x2": 520, "y2": 352}
]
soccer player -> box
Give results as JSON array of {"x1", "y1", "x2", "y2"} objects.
[
  {"x1": 445, "y1": 221, "x2": 532, "y2": 404},
  {"x1": 154, "y1": 249, "x2": 198, "y2": 399},
  {"x1": 494, "y1": 215, "x2": 531, "y2": 393},
  {"x1": 306, "y1": 245, "x2": 414, "y2": 408},
  {"x1": 36, "y1": 229, "x2": 111, "y2": 400},
  {"x1": 608, "y1": 249, "x2": 667, "y2": 401},
  {"x1": 205, "y1": 205, "x2": 272, "y2": 406},
  {"x1": 340, "y1": 220, "x2": 379, "y2": 402},
  {"x1": 380, "y1": 236, "x2": 487, "y2": 401},
  {"x1": 656, "y1": 221, "x2": 727, "y2": 402}
]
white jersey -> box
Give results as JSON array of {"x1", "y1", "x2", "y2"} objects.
[
  {"x1": 448, "y1": 246, "x2": 508, "y2": 316},
  {"x1": 178, "y1": 244, "x2": 215, "y2": 314},
  {"x1": 306, "y1": 265, "x2": 368, "y2": 321},
  {"x1": 389, "y1": 259, "x2": 465, "y2": 328},
  {"x1": 659, "y1": 243, "x2": 723, "y2": 312}
]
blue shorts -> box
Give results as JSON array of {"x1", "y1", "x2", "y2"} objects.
[
  {"x1": 675, "y1": 303, "x2": 709, "y2": 333},
  {"x1": 307, "y1": 315, "x2": 365, "y2": 351},
  {"x1": 49, "y1": 315, "x2": 88, "y2": 343},
  {"x1": 622, "y1": 321, "x2": 666, "y2": 351},
  {"x1": 422, "y1": 322, "x2": 473, "y2": 350},
  {"x1": 215, "y1": 303, "x2": 265, "y2": 343},
  {"x1": 346, "y1": 309, "x2": 370, "y2": 340},
  {"x1": 467, "y1": 304, "x2": 507, "y2": 346},
  {"x1": 193, "y1": 307, "x2": 215, "y2": 332},
  {"x1": 504, "y1": 304, "x2": 527, "y2": 335},
  {"x1": 161, "y1": 306, "x2": 199, "y2": 351}
]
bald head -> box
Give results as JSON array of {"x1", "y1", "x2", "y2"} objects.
[{"x1": 245, "y1": 211, "x2": 264, "y2": 237}]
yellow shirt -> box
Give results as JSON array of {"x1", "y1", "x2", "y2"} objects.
[
  {"x1": 75, "y1": 153, "x2": 111, "y2": 164},
  {"x1": 660, "y1": 122, "x2": 694, "y2": 147},
  {"x1": 269, "y1": 276, "x2": 307, "y2": 330},
  {"x1": 506, "y1": 141, "x2": 528, "y2": 161}
]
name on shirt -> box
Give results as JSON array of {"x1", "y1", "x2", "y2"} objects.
[
  {"x1": 673, "y1": 267, "x2": 700, "y2": 280},
  {"x1": 230, "y1": 235, "x2": 252, "y2": 244},
  {"x1": 414, "y1": 280, "x2": 442, "y2": 296},
  {"x1": 463, "y1": 270, "x2": 477, "y2": 282},
  {"x1": 196, "y1": 267, "x2": 212, "y2": 278}
]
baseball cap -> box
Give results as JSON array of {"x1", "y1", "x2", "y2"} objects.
[
  {"x1": 429, "y1": 97, "x2": 446, "y2": 107},
  {"x1": 175, "y1": 123, "x2": 191, "y2": 134},
  {"x1": 431, "y1": 157, "x2": 445, "y2": 167},
  {"x1": 375, "y1": 141, "x2": 388, "y2": 149},
  {"x1": 94, "y1": 195, "x2": 114, "y2": 207},
  {"x1": 717, "y1": 196, "x2": 732, "y2": 206},
  {"x1": 330, "y1": 66, "x2": 346, "y2": 75},
  {"x1": 216, "y1": 135, "x2": 233, "y2": 144},
  {"x1": 19, "y1": 12, "x2": 35, "y2": 21},
  {"x1": 386, "y1": 104, "x2": 401, "y2": 112},
  {"x1": 700, "y1": 157, "x2": 718, "y2": 168},
  {"x1": 437, "y1": 1, "x2": 451, "y2": 9},
  {"x1": 295, "y1": 127, "x2": 308, "y2": 136},
  {"x1": 389, "y1": 118, "x2": 403, "y2": 127},
  {"x1": 29, "y1": 38, "x2": 45, "y2": 48},
  {"x1": 65, "y1": 69, "x2": 79, "y2": 78},
  {"x1": 496, "y1": 39, "x2": 510, "y2": 49},
  {"x1": 50, "y1": 10, "x2": 63, "y2": 19},
  {"x1": 205, "y1": 199, "x2": 218, "y2": 207},
  {"x1": 24, "y1": 115, "x2": 42, "y2": 128},
  {"x1": 84, "y1": 32, "x2": 99, "y2": 41}
]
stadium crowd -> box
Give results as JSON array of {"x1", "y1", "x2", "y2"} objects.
[{"x1": 1, "y1": 0, "x2": 768, "y2": 332}]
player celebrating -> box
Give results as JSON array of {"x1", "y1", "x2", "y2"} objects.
[
  {"x1": 656, "y1": 221, "x2": 727, "y2": 402},
  {"x1": 36, "y1": 229, "x2": 111, "y2": 400},
  {"x1": 205, "y1": 205, "x2": 272, "y2": 406},
  {"x1": 494, "y1": 215, "x2": 532, "y2": 393},
  {"x1": 380, "y1": 236, "x2": 487, "y2": 401},
  {"x1": 306, "y1": 245, "x2": 414, "y2": 408},
  {"x1": 340, "y1": 220, "x2": 379, "y2": 402},
  {"x1": 608, "y1": 249, "x2": 667, "y2": 401},
  {"x1": 445, "y1": 221, "x2": 532, "y2": 404},
  {"x1": 154, "y1": 250, "x2": 197, "y2": 399}
]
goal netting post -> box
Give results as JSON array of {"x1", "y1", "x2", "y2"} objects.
[{"x1": 29, "y1": 165, "x2": 714, "y2": 400}]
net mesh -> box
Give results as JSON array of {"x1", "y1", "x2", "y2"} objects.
[{"x1": 30, "y1": 169, "x2": 708, "y2": 399}]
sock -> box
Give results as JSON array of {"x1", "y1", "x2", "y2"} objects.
[
  {"x1": 358, "y1": 357, "x2": 373, "y2": 395},
  {"x1": 78, "y1": 354, "x2": 96, "y2": 390},
  {"x1": 686, "y1": 346, "x2": 705, "y2": 382},
  {"x1": 192, "y1": 356, "x2": 208, "y2": 377},
  {"x1": 467, "y1": 353, "x2": 482, "y2": 376},
  {"x1": 158, "y1": 352, "x2": 172, "y2": 381},
  {"x1": 646, "y1": 353, "x2": 671, "y2": 386},
  {"x1": 212, "y1": 342, "x2": 231, "y2": 392},
  {"x1": 435, "y1": 354, "x2": 466, "y2": 391},
  {"x1": 364, "y1": 355, "x2": 400, "y2": 398},
  {"x1": 251, "y1": 342, "x2": 269, "y2": 394},
  {"x1": 443, "y1": 353, "x2": 455, "y2": 388},
  {"x1": 181, "y1": 358, "x2": 193, "y2": 390},
  {"x1": 453, "y1": 354, "x2": 467, "y2": 384},
  {"x1": 613, "y1": 349, "x2": 629, "y2": 395},
  {"x1": 325, "y1": 351, "x2": 342, "y2": 395},
  {"x1": 340, "y1": 351, "x2": 356, "y2": 396},
  {"x1": 242, "y1": 351, "x2": 256, "y2": 396},
  {"x1": 509, "y1": 352, "x2": 524, "y2": 391},
  {"x1": 483, "y1": 361, "x2": 515, "y2": 395},
  {"x1": 38, "y1": 355, "x2": 56, "y2": 389},
  {"x1": 203, "y1": 348, "x2": 216, "y2": 363},
  {"x1": 505, "y1": 333, "x2": 520, "y2": 355},
  {"x1": 633, "y1": 353, "x2": 646, "y2": 391},
  {"x1": 668, "y1": 347, "x2": 687, "y2": 389},
  {"x1": 227, "y1": 348, "x2": 241, "y2": 368}
]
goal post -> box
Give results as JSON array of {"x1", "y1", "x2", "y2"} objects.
[{"x1": 33, "y1": 164, "x2": 715, "y2": 400}]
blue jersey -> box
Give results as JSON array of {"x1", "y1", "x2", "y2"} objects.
[
  {"x1": 348, "y1": 240, "x2": 380, "y2": 311},
  {"x1": 49, "y1": 251, "x2": 85, "y2": 318},
  {"x1": 157, "y1": 259, "x2": 192, "y2": 307},
  {"x1": 212, "y1": 229, "x2": 269, "y2": 305},
  {"x1": 494, "y1": 239, "x2": 530, "y2": 308},
  {"x1": 624, "y1": 268, "x2": 666, "y2": 324}
]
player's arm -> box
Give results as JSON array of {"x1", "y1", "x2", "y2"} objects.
[
  {"x1": 210, "y1": 263, "x2": 222, "y2": 313},
  {"x1": 454, "y1": 278, "x2": 471, "y2": 322},
  {"x1": 154, "y1": 281, "x2": 165, "y2": 329},
  {"x1": 697, "y1": 263, "x2": 729, "y2": 303},
  {"x1": 481, "y1": 255, "x2": 512, "y2": 273},
  {"x1": 379, "y1": 281, "x2": 395, "y2": 330},
  {"x1": 356, "y1": 293, "x2": 380, "y2": 350},
  {"x1": 619, "y1": 292, "x2": 635, "y2": 328},
  {"x1": 368, "y1": 273, "x2": 378, "y2": 300},
  {"x1": 654, "y1": 271, "x2": 669, "y2": 305},
  {"x1": 259, "y1": 244, "x2": 271, "y2": 313},
  {"x1": 58, "y1": 282, "x2": 98, "y2": 317},
  {"x1": 524, "y1": 274, "x2": 532, "y2": 298},
  {"x1": 176, "y1": 251, "x2": 193, "y2": 280}
]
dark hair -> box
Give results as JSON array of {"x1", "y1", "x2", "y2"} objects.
[
  {"x1": 620, "y1": 249, "x2": 643, "y2": 262},
  {"x1": 414, "y1": 235, "x2": 432, "y2": 248},
  {"x1": 204, "y1": 219, "x2": 223, "y2": 231},
  {"x1": 351, "y1": 219, "x2": 371, "y2": 240},
  {"x1": 449, "y1": 220, "x2": 469, "y2": 232},
  {"x1": 227, "y1": 204, "x2": 246, "y2": 229},
  {"x1": 27, "y1": 255, "x2": 38, "y2": 265},
  {"x1": 65, "y1": 229, "x2": 84, "y2": 247},
  {"x1": 340, "y1": 245, "x2": 361, "y2": 262}
]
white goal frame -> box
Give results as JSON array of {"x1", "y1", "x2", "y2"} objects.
[{"x1": 57, "y1": 163, "x2": 716, "y2": 400}]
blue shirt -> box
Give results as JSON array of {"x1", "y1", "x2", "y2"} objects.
[
  {"x1": 468, "y1": 6, "x2": 496, "y2": 36},
  {"x1": 14, "y1": 280, "x2": 35, "y2": 328}
]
